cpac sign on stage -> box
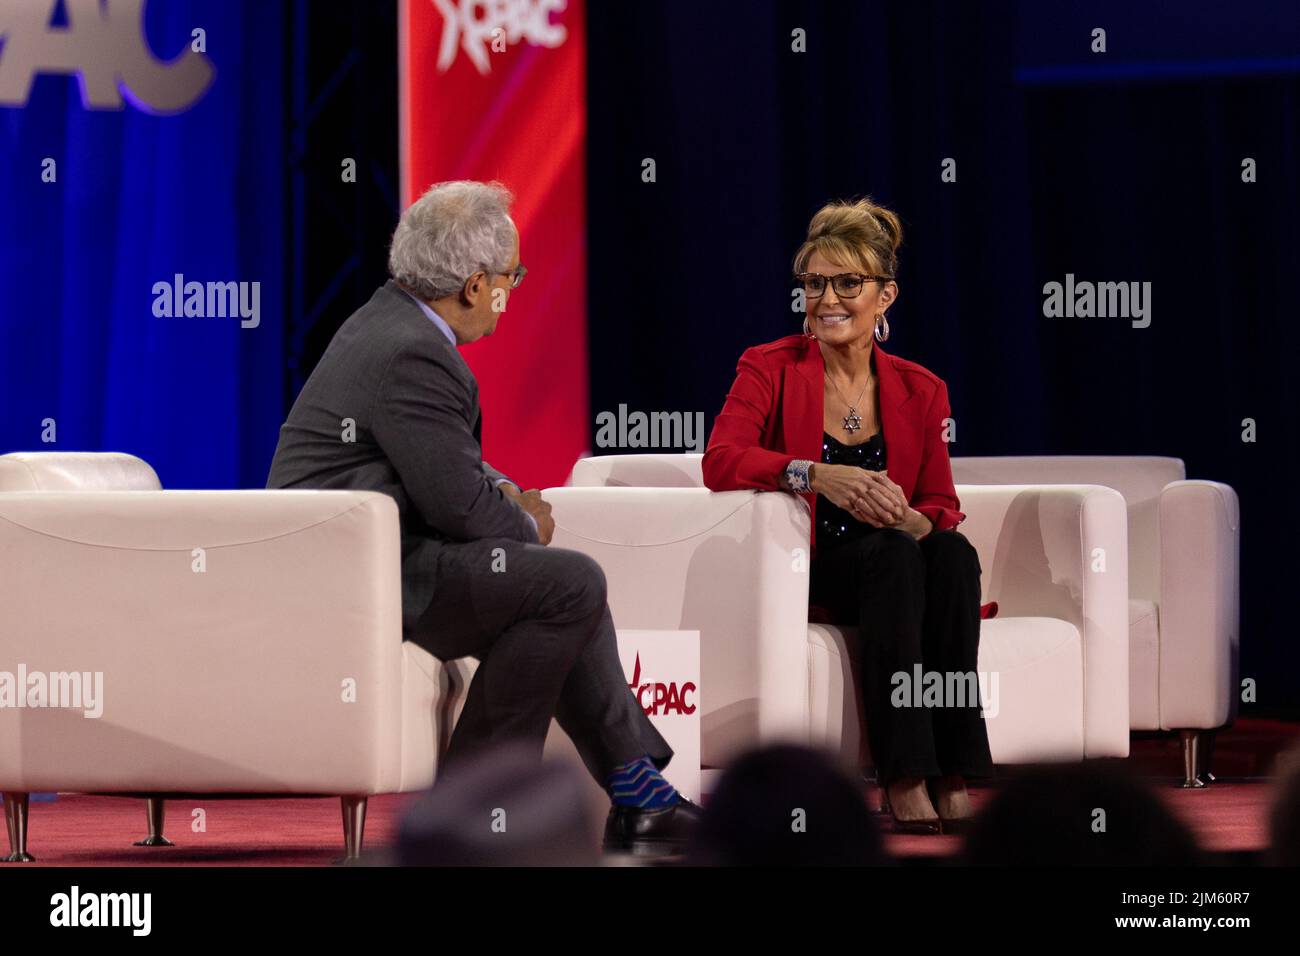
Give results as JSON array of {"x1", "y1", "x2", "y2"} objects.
[
  {"x1": 0, "y1": 0, "x2": 214, "y2": 113},
  {"x1": 617, "y1": 630, "x2": 701, "y2": 801},
  {"x1": 545, "y1": 629, "x2": 702, "y2": 803}
]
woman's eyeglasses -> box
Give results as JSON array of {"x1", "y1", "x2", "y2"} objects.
[{"x1": 795, "y1": 272, "x2": 892, "y2": 299}]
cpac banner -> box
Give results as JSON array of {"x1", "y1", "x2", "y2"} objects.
[
  {"x1": 399, "y1": 0, "x2": 588, "y2": 489},
  {"x1": 546, "y1": 630, "x2": 702, "y2": 805},
  {"x1": 617, "y1": 631, "x2": 702, "y2": 804}
]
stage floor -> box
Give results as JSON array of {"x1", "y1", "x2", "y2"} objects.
[
  {"x1": 3, "y1": 778, "x2": 1275, "y2": 867},
  {"x1": 9, "y1": 719, "x2": 1297, "y2": 867}
]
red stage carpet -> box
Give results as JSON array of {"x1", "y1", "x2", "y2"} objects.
[
  {"x1": 883, "y1": 780, "x2": 1274, "y2": 859},
  {"x1": 9, "y1": 719, "x2": 1297, "y2": 866}
]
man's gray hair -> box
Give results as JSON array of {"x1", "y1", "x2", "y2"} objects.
[{"x1": 388, "y1": 180, "x2": 515, "y2": 300}]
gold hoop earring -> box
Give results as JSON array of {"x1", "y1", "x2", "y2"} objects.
[{"x1": 874, "y1": 313, "x2": 890, "y2": 343}]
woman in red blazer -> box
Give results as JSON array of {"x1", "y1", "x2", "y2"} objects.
[{"x1": 703, "y1": 198, "x2": 993, "y2": 834}]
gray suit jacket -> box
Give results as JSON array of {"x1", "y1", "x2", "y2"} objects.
[{"x1": 266, "y1": 280, "x2": 538, "y2": 635}]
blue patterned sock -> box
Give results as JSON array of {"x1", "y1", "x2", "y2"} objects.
[{"x1": 606, "y1": 755, "x2": 679, "y2": 809}]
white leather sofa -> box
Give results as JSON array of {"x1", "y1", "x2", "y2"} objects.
[
  {"x1": 0, "y1": 452, "x2": 464, "y2": 862},
  {"x1": 561, "y1": 454, "x2": 1132, "y2": 770},
  {"x1": 950, "y1": 456, "x2": 1240, "y2": 786}
]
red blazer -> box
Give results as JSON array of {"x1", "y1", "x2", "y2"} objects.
[{"x1": 702, "y1": 334, "x2": 967, "y2": 543}]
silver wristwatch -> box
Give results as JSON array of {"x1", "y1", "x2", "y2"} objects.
[{"x1": 785, "y1": 459, "x2": 814, "y2": 493}]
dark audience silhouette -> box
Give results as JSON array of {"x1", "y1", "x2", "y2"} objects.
[{"x1": 687, "y1": 744, "x2": 885, "y2": 866}]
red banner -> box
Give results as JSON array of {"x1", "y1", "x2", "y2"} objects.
[{"x1": 399, "y1": 0, "x2": 588, "y2": 489}]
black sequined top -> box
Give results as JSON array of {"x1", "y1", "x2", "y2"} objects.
[{"x1": 815, "y1": 430, "x2": 887, "y2": 550}]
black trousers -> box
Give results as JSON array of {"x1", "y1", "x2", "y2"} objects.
[
  {"x1": 810, "y1": 527, "x2": 994, "y2": 785},
  {"x1": 411, "y1": 539, "x2": 673, "y2": 786}
]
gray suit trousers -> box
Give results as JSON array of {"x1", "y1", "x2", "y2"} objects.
[{"x1": 412, "y1": 538, "x2": 674, "y2": 785}]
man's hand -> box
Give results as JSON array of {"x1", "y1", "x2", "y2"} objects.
[{"x1": 515, "y1": 489, "x2": 555, "y2": 545}]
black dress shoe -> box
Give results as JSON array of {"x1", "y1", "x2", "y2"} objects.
[{"x1": 603, "y1": 795, "x2": 703, "y2": 856}]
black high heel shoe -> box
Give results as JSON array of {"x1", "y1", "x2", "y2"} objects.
[
  {"x1": 882, "y1": 779, "x2": 943, "y2": 835},
  {"x1": 933, "y1": 816, "x2": 973, "y2": 836},
  {"x1": 927, "y1": 777, "x2": 974, "y2": 835},
  {"x1": 864, "y1": 769, "x2": 892, "y2": 817}
]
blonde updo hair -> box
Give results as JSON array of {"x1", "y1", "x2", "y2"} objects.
[{"x1": 793, "y1": 197, "x2": 903, "y2": 279}]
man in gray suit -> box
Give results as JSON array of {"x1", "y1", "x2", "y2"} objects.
[{"x1": 267, "y1": 180, "x2": 698, "y2": 854}]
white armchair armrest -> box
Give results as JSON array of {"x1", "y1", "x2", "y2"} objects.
[
  {"x1": 0, "y1": 452, "x2": 161, "y2": 491},
  {"x1": 544, "y1": 487, "x2": 812, "y2": 764},
  {"x1": 1158, "y1": 480, "x2": 1241, "y2": 729},
  {"x1": 956, "y1": 483, "x2": 1131, "y2": 757},
  {"x1": 566, "y1": 453, "x2": 704, "y2": 488}
]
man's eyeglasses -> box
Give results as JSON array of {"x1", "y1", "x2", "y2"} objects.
[
  {"x1": 491, "y1": 263, "x2": 528, "y2": 289},
  {"x1": 795, "y1": 272, "x2": 892, "y2": 299}
]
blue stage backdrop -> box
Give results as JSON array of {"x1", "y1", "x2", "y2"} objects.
[{"x1": 0, "y1": 0, "x2": 284, "y2": 489}]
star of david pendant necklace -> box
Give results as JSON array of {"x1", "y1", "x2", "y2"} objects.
[{"x1": 829, "y1": 372, "x2": 873, "y2": 434}]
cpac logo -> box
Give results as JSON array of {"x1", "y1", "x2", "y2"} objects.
[
  {"x1": 431, "y1": 0, "x2": 567, "y2": 75},
  {"x1": 627, "y1": 654, "x2": 697, "y2": 717},
  {"x1": 0, "y1": 0, "x2": 215, "y2": 114}
]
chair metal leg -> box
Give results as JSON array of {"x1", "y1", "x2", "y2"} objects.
[
  {"x1": 133, "y1": 796, "x2": 174, "y2": 847},
  {"x1": 339, "y1": 795, "x2": 368, "y2": 862},
  {"x1": 1180, "y1": 730, "x2": 1208, "y2": 788},
  {"x1": 3, "y1": 792, "x2": 35, "y2": 862},
  {"x1": 1198, "y1": 729, "x2": 1218, "y2": 784}
]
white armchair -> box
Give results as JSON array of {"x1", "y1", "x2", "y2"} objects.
[
  {"x1": 559, "y1": 454, "x2": 1132, "y2": 768},
  {"x1": 951, "y1": 455, "x2": 1240, "y2": 786},
  {"x1": 0, "y1": 452, "x2": 459, "y2": 862}
]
